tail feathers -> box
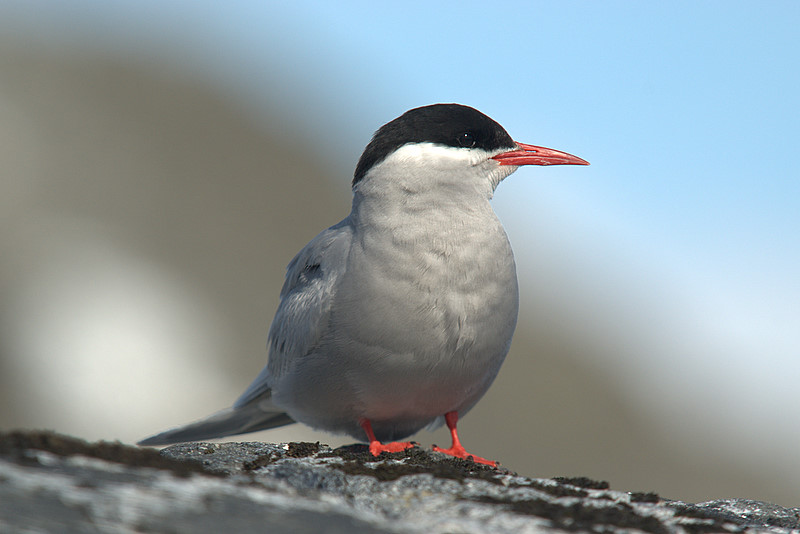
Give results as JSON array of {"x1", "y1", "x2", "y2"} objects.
[{"x1": 137, "y1": 401, "x2": 295, "y2": 446}]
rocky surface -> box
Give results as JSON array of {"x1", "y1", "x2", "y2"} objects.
[{"x1": 1, "y1": 431, "x2": 798, "y2": 533}]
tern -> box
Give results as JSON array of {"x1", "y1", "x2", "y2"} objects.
[{"x1": 138, "y1": 103, "x2": 589, "y2": 465}]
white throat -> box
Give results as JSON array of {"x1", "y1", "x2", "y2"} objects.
[{"x1": 351, "y1": 143, "x2": 518, "y2": 225}]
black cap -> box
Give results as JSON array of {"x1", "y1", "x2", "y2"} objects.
[{"x1": 353, "y1": 104, "x2": 516, "y2": 186}]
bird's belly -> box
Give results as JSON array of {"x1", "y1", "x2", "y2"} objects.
[
  {"x1": 275, "y1": 223, "x2": 519, "y2": 441},
  {"x1": 278, "y1": 317, "x2": 514, "y2": 442}
]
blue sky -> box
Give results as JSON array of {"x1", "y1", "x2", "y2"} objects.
[
  {"x1": 18, "y1": 0, "x2": 797, "y2": 272},
  {"x1": 4, "y1": 0, "x2": 799, "y2": 465}
]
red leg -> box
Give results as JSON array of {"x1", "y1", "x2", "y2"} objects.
[
  {"x1": 431, "y1": 411, "x2": 497, "y2": 467},
  {"x1": 360, "y1": 419, "x2": 416, "y2": 457}
]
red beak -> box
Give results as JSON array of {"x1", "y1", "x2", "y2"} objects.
[{"x1": 491, "y1": 142, "x2": 589, "y2": 167}]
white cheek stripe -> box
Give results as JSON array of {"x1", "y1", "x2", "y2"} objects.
[{"x1": 387, "y1": 142, "x2": 502, "y2": 168}]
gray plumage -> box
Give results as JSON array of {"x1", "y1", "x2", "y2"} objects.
[{"x1": 138, "y1": 104, "x2": 587, "y2": 449}]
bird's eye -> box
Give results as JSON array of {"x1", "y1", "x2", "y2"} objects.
[{"x1": 458, "y1": 132, "x2": 476, "y2": 148}]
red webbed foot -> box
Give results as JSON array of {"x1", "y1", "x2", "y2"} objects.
[
  {"x1": 431, "y1": 443, "x2": 496, "y2": 466},
  {"x1": 360, "y1": 419, "x2": 416, "y2": 457},
  {"x1": 369, "y1": 440, "x2": 416, "y2": 456},
  {"x1": 430, "y1": 411, "x2": 498, "y2": 467}
]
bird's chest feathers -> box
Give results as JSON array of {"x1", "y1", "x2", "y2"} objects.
[
  {"x1": 343, "y1": 201, "x2": 518, "y2": 355},
  {"x1": 363, "y1": 200, "x2": 511, "y2": 288}
]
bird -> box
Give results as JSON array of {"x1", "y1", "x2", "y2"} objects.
[{"x1": 138, "y1": 103, "x2": 589, "y2": 466}]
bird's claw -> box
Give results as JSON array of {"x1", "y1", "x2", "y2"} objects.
[{"x1": 431, "y1": 444, "x2": 497, "y2": 467}]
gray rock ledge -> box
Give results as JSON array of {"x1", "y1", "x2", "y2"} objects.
[{"x1": 1, "y1": 431, "x2": 798, "y2": 533}]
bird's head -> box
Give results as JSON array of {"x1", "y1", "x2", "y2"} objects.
[{"x1": 352, "y1": 104, "x2": 588, "y2": 199}]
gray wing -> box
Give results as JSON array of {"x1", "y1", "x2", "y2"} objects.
[
  {"x1": 233, "y1": 217, "x2": 353, "y2": 408},
  {"x1": 138, "y1": 218, "x2": 353, "y2": 447}
]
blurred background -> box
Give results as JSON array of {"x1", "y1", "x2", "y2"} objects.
[{"x1": 1, "y1": 1, "x2": 798, "y2": 506}]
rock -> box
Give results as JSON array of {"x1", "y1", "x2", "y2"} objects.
[{"x1": 1, "y1": 430, "x2": 798, "y2": 533}]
